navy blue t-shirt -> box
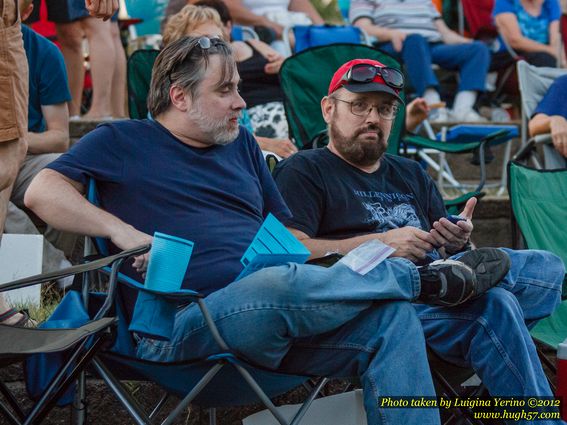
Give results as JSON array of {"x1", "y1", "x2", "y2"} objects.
[
  {"x1": 273, "y1": 148, "x2": 447, "y2": 256},
  {"x1": 47, "y1": 120, "x2": 291, "y2": 302},
  {"x1": 534, "y1": 75, "x2": 567, "y2": 120},
  {"x1": 23, "y1": 25, "x2": 71, "y2": 133}
]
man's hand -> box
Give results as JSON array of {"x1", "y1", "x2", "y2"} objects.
[
  {"x1": 85, "y1": 0, "x2": 118, "y2": 20},
  {"x1": 110, "y1": 224, "x2": 153, "y2": 274},
  {"x1": 430, "y1": 197, "x2": 476, "y2": 253},
  {"x1": 257, "y1": 137, "x2": 298, "y2": 158},
  {"x1": 549, "y1": 116, "x2": 567, "y2": 157},
  {"x1": 380, "y1": 226, "x2": 438, "y2": 263},
  {"x1": 405, "y1": 98, "x2": 430, "y2": 132},
  {"x1": 388, "y1": 29, "x2": 407, "y2": 52}
]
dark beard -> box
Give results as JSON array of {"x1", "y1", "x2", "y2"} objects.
[{"x1": 329, "y1": 122, "x2": 387, "y2": 167}]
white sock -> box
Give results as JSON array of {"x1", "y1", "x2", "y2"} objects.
[
  {"x1": 453, "y1": 90, "x2": 477, "y2": 112},
  {"x1": 424, "y1": 88, "x2": 441, "y2": 105}
]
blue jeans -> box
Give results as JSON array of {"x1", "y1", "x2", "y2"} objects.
[
  {"x1": 379, "y1": 34, "x2": 490, "y2": 96},
  {"x1": 137, "y1": 258, "x2": 441, "y2": 425},
  {"x1": 137, "y1": 250, "x2": 564, "y2": 425},
  {"x1": 416, "y1": 249, "x2": 565, "y2": 425}
]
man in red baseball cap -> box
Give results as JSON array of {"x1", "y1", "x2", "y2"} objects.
[
  {"x1": 323, "y1": 58, "x2": 405, "y2": 170},
  {"x1": 274, "y1": 58, "x2": 564, "y2": 423}
]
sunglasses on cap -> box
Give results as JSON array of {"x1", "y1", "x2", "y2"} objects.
[
  {"x1": 341, "y1": 63, "x2": 404, "y2": 90},
  {"x1": 168, "y1": 36, "x2": 224, "y2": 84}
]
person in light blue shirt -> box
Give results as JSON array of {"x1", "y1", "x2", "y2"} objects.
[{"x1": 494, "y1": 0, "x2": 562, "y2": 67}]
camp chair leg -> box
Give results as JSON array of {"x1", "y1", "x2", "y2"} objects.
[
  {"x1": 432, "y1": 369, "x2": 484, "y2": 425},
  {"x1": 289, "y1": 377, "x2": 329, "y2": 425},
  {"x1": 208, "y1": 408, "x2": 217, "y2": 425},
  {"x1": 26, "y1": 335, "x2": 109, "y2": 425},
  {"x1": 0, "y1": 397, "x2": 21, "y2": 425},
  {"x1": 161, "y1": 363, "x2": 224, "y2": 425},
  {"x1": 92, "y1": 357, "x2": 152, "y2": 425},
  {"x1": 233, "y1": 363, "x2": 289, "y2": 425},
  {"x1": 71, "y1": 372, "x2": 87, "y2": 425},
  {"x1": 149, "y1": 392, "x2": 169, "y2": 420},
  {"x1": 0, "y1": 379, "x2": 25, "y2": 422}
]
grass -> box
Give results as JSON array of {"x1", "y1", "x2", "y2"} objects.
[{"x1": 10, "y1": 282, "x2": 65, "y2": 325}]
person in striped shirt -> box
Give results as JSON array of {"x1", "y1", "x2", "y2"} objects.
[{"x1": 351, "y1": 0, "x2": 490, "y2": 123}]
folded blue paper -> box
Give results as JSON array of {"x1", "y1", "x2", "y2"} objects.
[{"x1": 237, "y1": 213, "x2": 311, "y2": 280}]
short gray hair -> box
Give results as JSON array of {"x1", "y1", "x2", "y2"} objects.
[{"x1": 147, "y1": 36, "x2": 235, "y2": 118}]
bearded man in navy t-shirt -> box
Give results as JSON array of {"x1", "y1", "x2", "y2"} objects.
[{"x1": 274, "y1": 58, "x2": 565, "y2": 424}]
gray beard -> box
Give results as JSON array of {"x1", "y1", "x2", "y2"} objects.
[
  {"x1": 191, "y1": 103, "x2": 240, "y2": 145},
  {"x1": 329, "y1": 122, "x2": 386, "y2": 167}
]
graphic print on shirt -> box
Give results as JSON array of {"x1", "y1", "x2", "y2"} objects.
[{"x1": 354, "y1": 190, "x2": 421, "y2": 232}]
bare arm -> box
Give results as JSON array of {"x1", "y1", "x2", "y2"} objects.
[
  {"x1": 288, "y1": 0, "x2": 324, "y2": 24},
  {"x1": 495, "y1": 13, "x2": 555, "y2": 55},
  {"x1": 529, "y1": 113, "x2": 567, "y2": 157},
  {"x1": 26, "y1": 103, "x2": 70, "y2": 154},
  {"x1": 529, "y1": 113, "x2": 552, "y2": 136},
  {"x1": 435, "y1": 19, "x2": 472, "y2": 44},
  {"x1": 224, "y1": 0, "x2": 284, "y2": 38},
  {"x1": 548, "y1": 21, "x2": 564, "y2": 65},
  {"x1": 353, "y1": 17, "x2": 407, "y2": 51},
  {"x1": 25, "y1": 169, "x2": 152, "y2": 269},
  {"x1": 85, "y1": 0, "x2": 118, "y2": 20},
  {"x1": 289, "y1": 226, "x2": 439, "y2": 263},
  {"x1": 256, "y1": 136, "x2": 298, "y2": 158}
]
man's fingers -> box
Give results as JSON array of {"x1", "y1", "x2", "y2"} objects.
[
  {"x1": 434, "y1": 220, "x2": 464, "y2": 242},
  {"x1": 414, "y1": 228, "x2": 438, "y2": 247},
  {"x1": 460, "y1": 197, "x2": 477, "y2": 220}
]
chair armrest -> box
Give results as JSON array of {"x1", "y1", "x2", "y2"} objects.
[
  {"x1": 403, "y1": 134, "x2": 482, "y2": 153},
  {"x1": 534, "y1": 133, "x2": 553, "y2": 144},
  {"x1": 0, "y1": 245, "x2": 151, "y2": 293},
  {"x1": 109, "y1": 270, "x2": 204, "y2": 301}
]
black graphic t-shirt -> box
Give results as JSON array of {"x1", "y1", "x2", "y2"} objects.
[{"x1": 273, "y1": 147, "x2": 447, "y2": 240}]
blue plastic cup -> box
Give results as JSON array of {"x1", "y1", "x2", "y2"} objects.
[{"x1": 144, "y1": 232, "x2": 194, "y2": 292}]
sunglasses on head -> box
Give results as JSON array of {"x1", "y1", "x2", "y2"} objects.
[
  {"x1": 341, "y1": 63, "x2": 404, "y2": 90},
  {"x1": 168, "y1": 36, "x2": 223, "y2": 83}
]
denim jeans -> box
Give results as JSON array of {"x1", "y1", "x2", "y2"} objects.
[
  {"x1": 416, "y1": 249, "x2": 565, "y2": 425},
  {"x1": 137, "y1": 258, "x2": 442, "y2": 425},
  {"x1": 137, "y1": 249, "x2": 564, "y2": 425},
  {"x1": 379, "y1": 34, "x2": 490, "y2": 96}
]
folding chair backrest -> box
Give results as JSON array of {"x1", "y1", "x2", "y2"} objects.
[
  {"x1": 231, "y1": 25, "x2": 260, "y2": 41},
  {"x1": 291, "y1": 25, "x2": 368, "y2": 53},
  {"x1": 279, "y1": 43, "x2": 405, "y2": 151},
  {"x1": 460, "y1": 0, "x2": 497, "y2": 38},
  {"x1": 508, "y1": 161, "x2": 567, "y2": 267},
  {"x1": 508, "y1": 161, "x2": 567, "y2": 348},
  {"x1": 517, "y1": 60, "x2": 567, "y2": 121},
  {"x1": 127, "y1": 49, "x2": 159, "y2": 119}
]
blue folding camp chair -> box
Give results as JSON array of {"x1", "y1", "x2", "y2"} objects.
[
  {"x1": 0, "y1": 247, "x2": 146, "y2": 425},
  {"x1": 27, "y1": 178, "x2": 329, "y2": 425},
  {"x1": 281, "y1": 24, "x2": 370, "y2": 56}
]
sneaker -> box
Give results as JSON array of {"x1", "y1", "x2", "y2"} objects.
[
  {"x1": 456, "y1": 248, "x2": 510, "y2": 299},
  {"x1": 417, "y1": 259, "x2": 477, "y2": 307},
  {"x1": 450, "y1": 108, "x2": 488, "y2": 123}
]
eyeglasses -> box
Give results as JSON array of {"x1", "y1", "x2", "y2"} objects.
[
  {"x1": 168, "y1": 36, "x2": 223, "y2": 84},
  {"x1": 332, "y1": 97, "x2": 399, "y2": 120},
  {"x1": 342, "y1": 64, "x2": 404, "y2": 90}
]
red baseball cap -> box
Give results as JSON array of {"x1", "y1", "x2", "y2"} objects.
[{"x1": 328, "y1": 59, "x2": 404, "y2": 104}]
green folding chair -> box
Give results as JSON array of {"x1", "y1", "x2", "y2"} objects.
[
  {"x1": 279, "y1": 43, "x2": 509, "y2": 213},
  {"x1": 508, "y1": 160, "x2": 567, "y2": 390},
  {"x1": 127, "y1": 49, "x2": 159, "y2": 119}
]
